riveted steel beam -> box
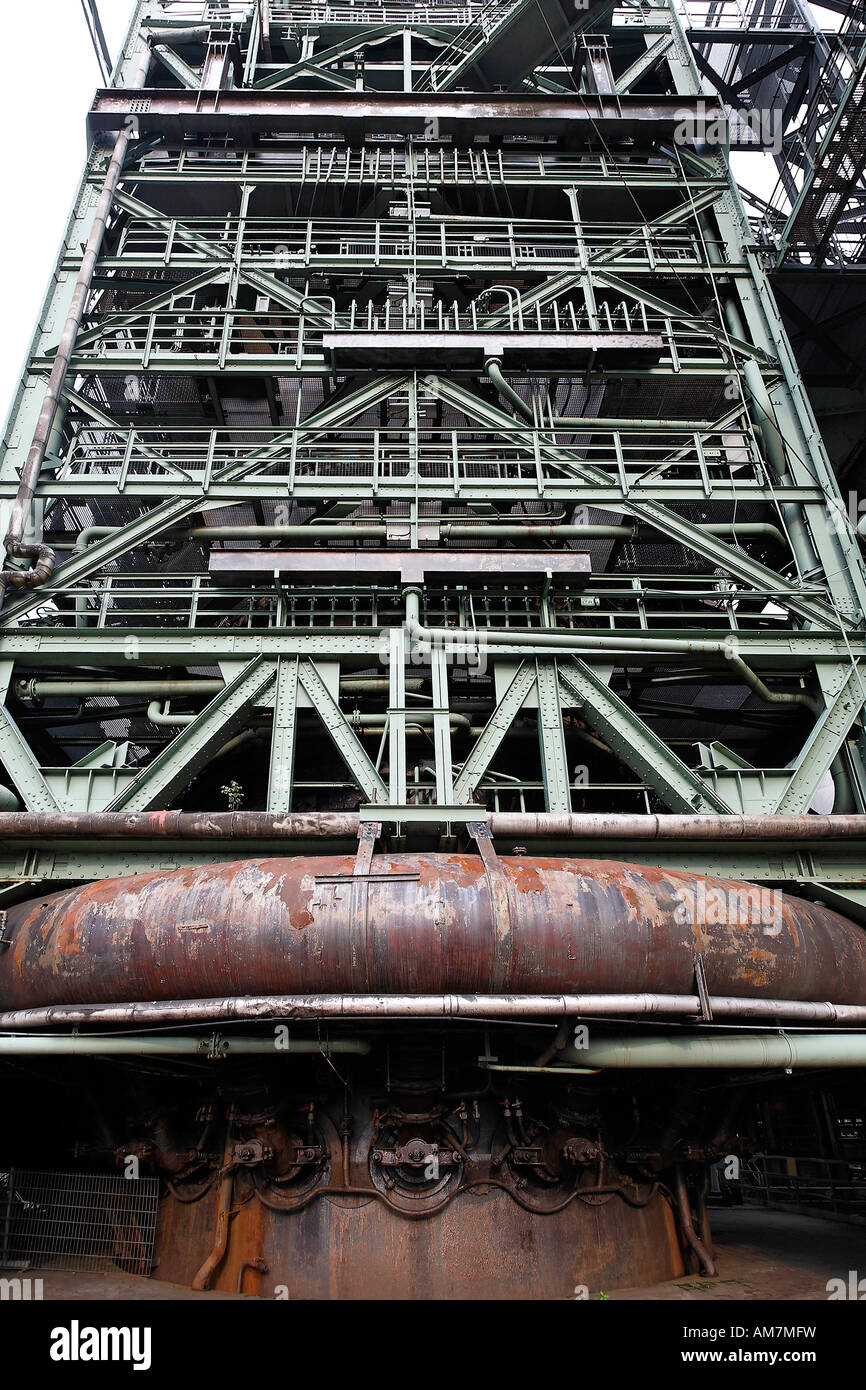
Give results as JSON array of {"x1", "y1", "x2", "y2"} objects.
[
  {"x1": 106, "y1": 656, "x2": 279, "y2": 813},
  {"x1": 557, "y1": 660, "x2": 732, "y2": 815}
]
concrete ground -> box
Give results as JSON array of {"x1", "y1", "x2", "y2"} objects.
[
  {"x1": 12, "y1": 1209, "x2": 865, "y2": 1300},
  {"x1": 611, "y1": 1208, "x2": 866, "y2": 1300}
]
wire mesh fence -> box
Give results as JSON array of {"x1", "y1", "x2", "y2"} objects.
[{"x1": 0, "y1": 1170, "x2": 159, "y2": 1276}]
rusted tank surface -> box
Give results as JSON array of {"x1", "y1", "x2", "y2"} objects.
[
  {"x1": 2, "y1": 854, "x2": 865, "y2": 1009},
  {"x1": 154, "y1": 1176, "x2": 684, "y2": 1299}
]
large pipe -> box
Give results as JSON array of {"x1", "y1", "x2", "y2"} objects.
[
  {"x1": 144, "y1": 26, "x2": 213, "y2": 43},
  {"x1": 17, "y1": 680, "x2": 224, "y2": 700},
  {"x1": 19, "y1": 677, "x2": 424, "y2": 700},
  {"x1": 0, "y1": 1036, "x2": 370, "y2": 1057},
  {"x1": 559, "y1": 1032, "x2": 866, "y2": 1069},
  {"x1": 2, "y1": 811, "x2": 866, "y2": 840},
  {"x1": 2, "y1": 44, "x2": 152, "y2": 595},
  {"x1": 3, "y1": 993, "x2": 866, "y2": 1031},
  {"x1": 2, "y1": 856, "x2": 865, "y2": 1011}
]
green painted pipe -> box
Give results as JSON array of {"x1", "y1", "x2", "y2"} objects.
[{"x1": 560, "y1": 1032, "x2": 866, "y2": 1069}]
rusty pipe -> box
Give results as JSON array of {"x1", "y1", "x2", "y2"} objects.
[
  {"x1": 0, "y1": 1036, "x2": 371, "y2": 1057},
  {"x1": 1, "y1": 811, "x2": 866, "y2": 841},
  {"x1": 236, "y1": 1258, "x2": 268, "y2": 1295},
  {"x1": 1, "y1": 543, "x2": 56, "y2": 592},
  {"x1": 3, "y1": 45, "x2": 152, "y2": 595},
  {"x1": 2, "y1": 993, "x2": 866, "y2": 1031},
  {"x1": 674, "y1": 1165, "x2": 717, "y2": 1277},
  {"x1": 191, "y1": 1133, "x2": 236, "y2": 1291}
]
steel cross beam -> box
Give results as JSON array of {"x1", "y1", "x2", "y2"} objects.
[
  {"x1": 772, "y1": 664, "x2": 865, "y2": 815},
  {"x1": 0, "y1": 373, "x2": 412, "y2": 624},
  {"x1": 88, "y1": 89, "x2": 726, "y2": 140},
  {"x1": 106, "y1": 657, "x2": 279, "y2": 813},
  {"x1": 297, "y1": 659, "x2": 388, "y2": 803},
  {"x1": 556, "y1": 660, "x2": 732, "y2": 815},
  {"x1": 431, "y1": 377, "x2": 847, "y2": 631}
]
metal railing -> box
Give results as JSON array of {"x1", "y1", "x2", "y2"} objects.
[
  {"x1": 130, "y1": 146, "x2": 704, "y2": 187},
  {"x1": 108, "y1": 214, "x2": 719, "y2": 273},
  {"x1": 63, "y1": 302, "x2": 725, "y2": 370},
  {"x1": 734, "y1": 1153, "x2": 866, "y2": 1219},
  {"x1": 678, "y1": 0, "x2": 809, "y2": 32},
  {"x1": 60, "y1": 424, "x2": 763, "y2": 492},
  {"x1": 148, "y1": 0, "x2": 494, "y2": 21},
  {"x1": 20, "y1": 574, "x2": 803, "y2": 637},
  {"x1": 0, "y1": 1169, "x2": 159, "y2": 1276}
]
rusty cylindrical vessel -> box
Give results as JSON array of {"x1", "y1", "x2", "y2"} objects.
[{"x1": 2, "y1": 854, "x2": 865, "y2": 1008}]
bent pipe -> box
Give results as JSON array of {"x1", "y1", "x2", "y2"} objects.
[
  {"x1": 404, "y1": 591, "x2": 819, "y2": 714},
  {"x1": 2, "y1": 856, "x2": 866, "y2": 1012},
  {"x1": 2, "y1": 812, "x2": 866, "y2": 841},
  {"x1": 192, "y1": 1142, "x2": 235, "y2": 1291},
  {"x1": 3, "y1": 993, "x2": 866, "y2": 1032},
  {"x1": 675, "y1": 1165, "x2": 717, "y2": 1277}
]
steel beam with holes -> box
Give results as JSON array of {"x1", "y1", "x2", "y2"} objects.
[
  {"x1": 297, "y1": 659, "x2": 388, "y2": 804},
  {"x1": 556, "y1": 660, "x2": 732, "y2": 815},
  {"x1": 106, "y1": 657, "x2": 279, "y2": 813}
]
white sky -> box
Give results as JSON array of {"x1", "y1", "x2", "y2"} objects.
[{"x1": 0, "y1": 1, "x2": 135, "y2": 427}]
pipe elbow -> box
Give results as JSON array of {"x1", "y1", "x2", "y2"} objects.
[{"x1": 2, "y1": 539, "x2": 56, "y2": 590}]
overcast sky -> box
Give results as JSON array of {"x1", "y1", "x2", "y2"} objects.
[{"x1": 0, "y1": 1, "x2": 135, "y2": 428}]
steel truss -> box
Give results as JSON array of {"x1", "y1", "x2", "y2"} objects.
[{"x1": 0, "y1": 0, "x2": 865, "y2": 920}]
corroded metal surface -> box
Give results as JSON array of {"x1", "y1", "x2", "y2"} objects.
[
  {"x1": 2, "y1": 854, "x2": 865, "y2": 1009},
  {"x1": 154, "y1": 1177, "x2": 684, "y2": 1300}
]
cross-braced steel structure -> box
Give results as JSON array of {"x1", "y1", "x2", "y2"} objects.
[
  {"x1": 0, "y1": 0, "x2": 865, "y2": 1299},
  {"x1": 0, "y1": 0, "x2": 864, "y2": 890}
]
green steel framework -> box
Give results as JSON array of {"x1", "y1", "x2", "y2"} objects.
[{"x1": 1, "y1": 0, "x2": 865, "y2": 914}]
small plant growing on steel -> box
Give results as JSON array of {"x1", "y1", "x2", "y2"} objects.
[{"x1": 220, "y1": 780, "x2": 244, "y2": 811}]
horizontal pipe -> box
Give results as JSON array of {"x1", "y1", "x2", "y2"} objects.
[
  {"x1": 0, "y1": 1035, "x2": 370, "y2": 1057},
  {"x1": 559, "y1": 1032, "x2": 866, "y2": 1069},
  {"x1": 144, "y1": 26, "x2": 213, "y2": 43},
  {"x1": 2, "y1": 993, "x2": 866, "y2": 1030},
  {"x1": 20, "y1": 677, "x2": 425, "y2": 701},
  {"x1": 1, "y1": 811, "x2": 866, "y2": 841},
  {"x1": 552, "y1": 415, "x2": 720, "y2": 431},
  {"x1": 347, "y1": 711, "x2": 471, "y2": 728},
  {"x1": 74, "y1": 520, "x2": 786, "y2": 548},
  {"x1": 17, "y1": 679, "x2": 224, "y2": 700},
  {"x1": 486, "y1": 813, "x2": 866, "y2": 840},
  {"x1": 404, "y1": 592, "x2": 817, "y2": 713}
]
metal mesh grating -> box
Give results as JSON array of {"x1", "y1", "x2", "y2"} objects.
[{"x1": 0, "y1": 1170, "x2": 159, "y2": 1277}]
